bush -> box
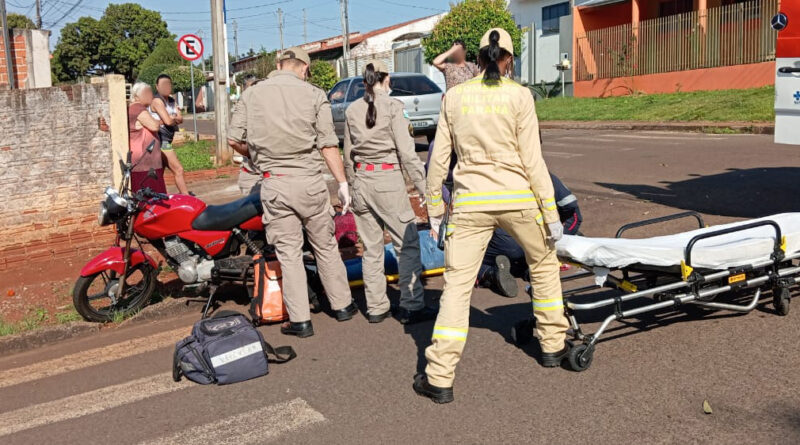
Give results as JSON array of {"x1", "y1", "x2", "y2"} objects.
[
  {"x1": 137, "y1": 63, "x2": 171, "y2": 87},
  {"x1": 7, "y1": 13, "x2": 35, "y2": 29},
  {"x1": 175, "y1": 140, "x2": 214, "y2": 172},
  {"x1": 162, "y1": 65, "x2": 205, "y2": 93},
  {"x1": 139, "y1": 38, "x2": 184, "y2": 73},
  {"x1": 309, "y1": 60, "x2": 338, "y2": 91},
  {"x1": 423, "y1": 0, "x2": 521, "y2": 64}
]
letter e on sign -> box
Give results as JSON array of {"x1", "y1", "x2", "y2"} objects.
[{"x1": 178, "y1": 34, "x2": 204, "y2": 62}]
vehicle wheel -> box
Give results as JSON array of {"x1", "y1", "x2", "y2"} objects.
[
  {"x1": 568, "y1": 343, "x2": 594, "y2": 372},
  {"x1": 73, "y1": 263, "x2": 157, "y2": 323},
  {"x1": 773, "y1": 287, "x2": 790, "y2": 316}
]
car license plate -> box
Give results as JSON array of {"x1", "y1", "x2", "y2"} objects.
[{"x1": 411, "y1": 120, "x2": 432, "y2": 128}]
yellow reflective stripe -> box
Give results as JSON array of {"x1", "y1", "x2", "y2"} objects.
[
  {"x1": 545, "y1": 204, "x2": 557, "y2": 211},
  {"x1": 445, "y1": 224, "x2": 455, "y2": 236},
  {"x1": 535, "y1": 212, "x2": 544, "y2": 225},
  {"x1": 542, "y1": 197, "x2": 557, "y2": 211},
  {"x1": 458, "y1": 190, "x2": 533, "y2": 198},
  {"x1": 432, "y1": 326, "x2": 468, "y2": 341},
  {"x1": 532, "y1": 298, "x2": 564, "y2": 311},
  {"x1": 428, "y1": 195, "x2": 443, "y2": 206},
  {"x1": 455, "y1": 198, "x2": 536, "y2": 207},
  {"x1": 542, "y1": 198, "x2": 555, "y2": 204}
]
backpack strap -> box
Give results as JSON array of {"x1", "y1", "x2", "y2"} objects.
[
  {"x1": 249, "y1": 256, "x2": 268, "y2": 324},
  {"x1": 263, "y1": 340, "x2": 297, "y2": 364}
]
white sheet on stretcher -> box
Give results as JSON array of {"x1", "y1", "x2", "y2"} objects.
[{"x1": 556, "y1": 213, "x2": 800, "y2": 270}]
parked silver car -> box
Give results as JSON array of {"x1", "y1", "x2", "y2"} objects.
[{"x1": 328, "y1": 72, "x2": 443, "y2": 143}]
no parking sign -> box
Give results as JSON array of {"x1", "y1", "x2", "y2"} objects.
[{"x1": 178, "y1": 34, "x2": 204, "y2": 62}]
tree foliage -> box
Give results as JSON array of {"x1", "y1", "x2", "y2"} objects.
[
  {"x1": 139, "y1": 38, "x2": 185, "y2": 72},
  {"x1": 423, "y1": 0, "x2": 521, "y2": 65},
  {"x1": 52, "y1": 3, "x2": 170, "y2": 82},
  {"x1": 7, "y1": 13, "x2": 35, "y2": 29},
  {"x1": 162, "y1": 65, "x2": 205, "y2": 92},
  {"x1": 309, "y1": 60, "x2": 338, "y2": 91},
  {"x1": 136, "y1": 63, "x2": 172, "y2": 87}
]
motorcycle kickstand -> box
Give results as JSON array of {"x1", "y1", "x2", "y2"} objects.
[{"x1": 201, "y1": 284, "x2": 219, "y2": 319}]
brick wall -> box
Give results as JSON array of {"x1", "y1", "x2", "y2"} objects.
[
  {"x1": 0, "y1": 31, "x2": 28, "y2": 88},
  {"x1": 0, "y1": 84, "x2": 115, "y2": 270}
]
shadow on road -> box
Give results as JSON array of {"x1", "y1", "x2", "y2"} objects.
[{"x1": 597, "y1": 167, "x2": 800, "y2": 218}]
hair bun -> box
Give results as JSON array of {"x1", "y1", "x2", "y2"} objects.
[{"x1": 489, "y1": 30, "x2": 500, "y2": 44}]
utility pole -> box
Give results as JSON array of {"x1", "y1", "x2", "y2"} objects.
[
  {"x1": 233, "y1": 20, "x2": 238, "y2": 58},
  {"x1": 0, "y1": 0, "x2": 13, "y2": 89},
  {"x1": 210, "y1": 0, "x2": 231, "y2": 165},
  {"x1": 303, "y1": 8, "x2": 307, "y2": 43},
  {"x1": 35, "y1": 0, "x2": 41, "y2": 29},
  {"x1": 338, "y1": 0, "x2": 350, "y2": 77},
  {"x1": 277, "y1": 8, "x2": 284, "y2": 52}
]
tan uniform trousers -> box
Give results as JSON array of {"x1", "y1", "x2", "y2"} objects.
[
  {"x1": 238, "y1": 169, "x2": 262, "y2": 196},
  {"x1": 425, "y1": 209, "x2": 568, "y2": 387},
  {"x1": 352, "y1": 170, "x2": 425, "y2": 315},
  {"x1": 261, "y1": 175, "x2": 352, "y2": 322}
]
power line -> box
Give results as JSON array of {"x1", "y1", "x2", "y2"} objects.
[
  {"x1": 375, "y1": 0, "x2": 444, "y2": 12},
  {"x1": 45, "y1": 0, "x2": 84, "y2": 28}
]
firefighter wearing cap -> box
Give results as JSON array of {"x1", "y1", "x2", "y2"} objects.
[
  {"x1": 342, "y1": 59, "x2": 437, "y2": 325},
  {"x1": 228, "y1": 47, "x2": 357, "y2": 338},
  {"x1": 413, "y1": 28, "x2": 570, "y2": 404}
]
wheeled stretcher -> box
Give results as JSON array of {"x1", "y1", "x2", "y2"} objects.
[{"x1": 555, "y1": 212, "x2": 800, "y2": 372}]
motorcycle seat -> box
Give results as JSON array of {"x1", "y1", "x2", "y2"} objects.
[{"x1": 191, "y1": 192, "x2": 264, "y2": 231}]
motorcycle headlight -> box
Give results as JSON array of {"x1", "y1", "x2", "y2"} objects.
[
  {"x1": 104, "y1": 187, "x2": 128, "y2": 217},
  {"x1": 97, "y1": 201, "x2": 111, "y2": 226}
]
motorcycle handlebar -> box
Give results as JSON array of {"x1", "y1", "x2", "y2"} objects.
[{"x1": 137, "y1": 188, "x2": 169, "y2": 201}]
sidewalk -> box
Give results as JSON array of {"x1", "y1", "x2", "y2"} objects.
[{"x1": 540, "y1": 120, "x2": 774, "y2": 134}]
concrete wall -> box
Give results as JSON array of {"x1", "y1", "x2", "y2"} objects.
[
  {"x1": 0, "y1": 77, "x2": 127, "y2": 270},
  {"x1": 0, "y1": 28, "x2": 51, "y2": 89}
]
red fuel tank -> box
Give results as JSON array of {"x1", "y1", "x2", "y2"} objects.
[{"x1": 134, "y1": 194, "x2": 207, "y2": 240}]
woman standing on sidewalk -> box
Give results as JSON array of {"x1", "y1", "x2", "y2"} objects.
[
  {"x1": 342, "y1": 60, "x2": 436, "y2": 325},
  {"x1": 128, "y1": 82, "x2": 166, "y2": 193}
]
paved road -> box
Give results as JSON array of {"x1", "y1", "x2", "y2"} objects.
[{"x1": 3, "y1": 130, "x2": 800, "y2": 444}]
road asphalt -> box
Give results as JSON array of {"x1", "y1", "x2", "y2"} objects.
[{"x1": 2, "y1": 130, "x2": 800, "y2": 444}]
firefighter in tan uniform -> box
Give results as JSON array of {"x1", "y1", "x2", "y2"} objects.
[
  {"x1": 228, "y1": 47, "x2": 357, "y2": 338},
  {"x1": 413, "y1": 29, "x2": 570, "y2": 403},
  {"x1": 343, "y1": 60, "x2": 437, "y2": 325}
]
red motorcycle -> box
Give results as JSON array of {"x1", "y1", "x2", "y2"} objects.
[{"x1": 74, "y1": 145, "x2": 278, "y2": 322}]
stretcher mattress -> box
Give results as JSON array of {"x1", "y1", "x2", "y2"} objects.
[{"x1": 556, "y1": 213, "x2": 800, "y2": 270}]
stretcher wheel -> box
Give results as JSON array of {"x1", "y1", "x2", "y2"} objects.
[
  {"x1": 773, "y1": 287, "x2": 790, "y2": 316},
  {"x1": 568, "y1": 344, "x2": 594, "y2": 372}
]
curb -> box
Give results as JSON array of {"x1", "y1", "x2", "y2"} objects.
[
  {"x1": 0, "y1": 298, "x2": 197, "y2": 357},
  {"x1": 539, "y1": 121, "x2": 774, "y2": 135}
]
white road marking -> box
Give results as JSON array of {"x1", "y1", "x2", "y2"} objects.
[
  {"x1": 0, "y1": 327, "x2": 189, "y2": 389},
  {"x1": 0, "y1": 372, "x2": 190, "y2": 437},
  {"x1": 140, "y1": 398, "x2": 326, "y2": 445}
]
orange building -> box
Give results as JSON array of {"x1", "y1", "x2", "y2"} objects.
[{"x1": 572, "y1": 0, "x2": 780, "y2": 97}]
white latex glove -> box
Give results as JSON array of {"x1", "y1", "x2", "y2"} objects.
[
  {"x1": 338, "y1": 182, "x2": 351, "y2": 215},
  {"x1": 429, "y1": 216, "x2": 443, "y2": 240},
  {"x1": 547, "y1": 221, "x2": 563, "y2": 242}
]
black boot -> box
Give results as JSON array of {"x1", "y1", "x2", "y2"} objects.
[
  {"x1": 366, "y1": 309, "x2": 393, "y2": 324},
  {"x1": 395, "y1": 306, "x2": 437, "y2": 325},
  {"x1": 540, "y1": 341, "x2": 571, "y2": 367},
  {"x1": 281, "y1": 321, "x2": 314, "y2": 338},
  {"x1": 334, "y1": 302, "x2": 358, "y2": 322},
  {"x1": 479, "y1": 256, "x2": 518, "y2": 298},
  {"x1": 413, "y1": 374, "x2": 454, "y2": 404}
]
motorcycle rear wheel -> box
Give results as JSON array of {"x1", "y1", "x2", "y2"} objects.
[{"x1": 73, "y1": 263, "x2": 157, "y2": 322}]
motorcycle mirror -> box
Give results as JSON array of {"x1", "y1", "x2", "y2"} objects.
[
  {"x1": 146, "y1": 140, "x2": 156, "y2": 153},
  {"x1": 147, "y1": 168, "x2": 158, "y2": 179}
]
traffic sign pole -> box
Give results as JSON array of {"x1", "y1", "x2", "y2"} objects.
[{"x1": 190, "y1": 63, "x2": 198, "y2": 141}]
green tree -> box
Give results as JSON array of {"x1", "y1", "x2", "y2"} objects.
[
  {"x1": 423, "y1": 0, "x2": 521, "y2": 65},
  {"x1": 163, "y1": 65, "x2": 205, "y2": 92},
  {"x1": 309, "y1": 60, "x2": 338, "y2": 91},
  {"x1": 51, "y1": 3, "x2": 170, "y2": 82},
  {"x1": 51, "y1": 17, "x2": 105, "y2": 81},
  {"x1": 7, "y1": 13, "x2": 35, "y2": 29},
  {"x1": 136, "y1": 63, "x2": 172, "y2": 87},
  {"x1": 139, "y1": 38, "x2": 184, "y2": 72}
]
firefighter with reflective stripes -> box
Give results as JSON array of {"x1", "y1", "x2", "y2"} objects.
[
  {"x1": 413, "y1": 28, "x2": 571, "y2": 404},
  {"x1": 479, "y1": 173, "x2": 581, "y2": 297}
]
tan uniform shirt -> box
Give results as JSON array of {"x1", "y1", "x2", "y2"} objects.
[
  {"x1": 426, "y1": 76, "x2": 559, "y2": 224},
  {"x1": 342, "y1": 90, "x2": 426, "y2": 193},
  {"x1": 228, "y1": 70, "x2": 338, "y2": 176}
]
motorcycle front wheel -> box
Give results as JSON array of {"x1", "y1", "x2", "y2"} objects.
[{"x1": 73, "y1": 263, "x2": 158, "y2": 322}]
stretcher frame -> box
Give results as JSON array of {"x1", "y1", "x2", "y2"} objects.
[{"x1": 558, "y1": 212, "x2": 799, "y2": 371}]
